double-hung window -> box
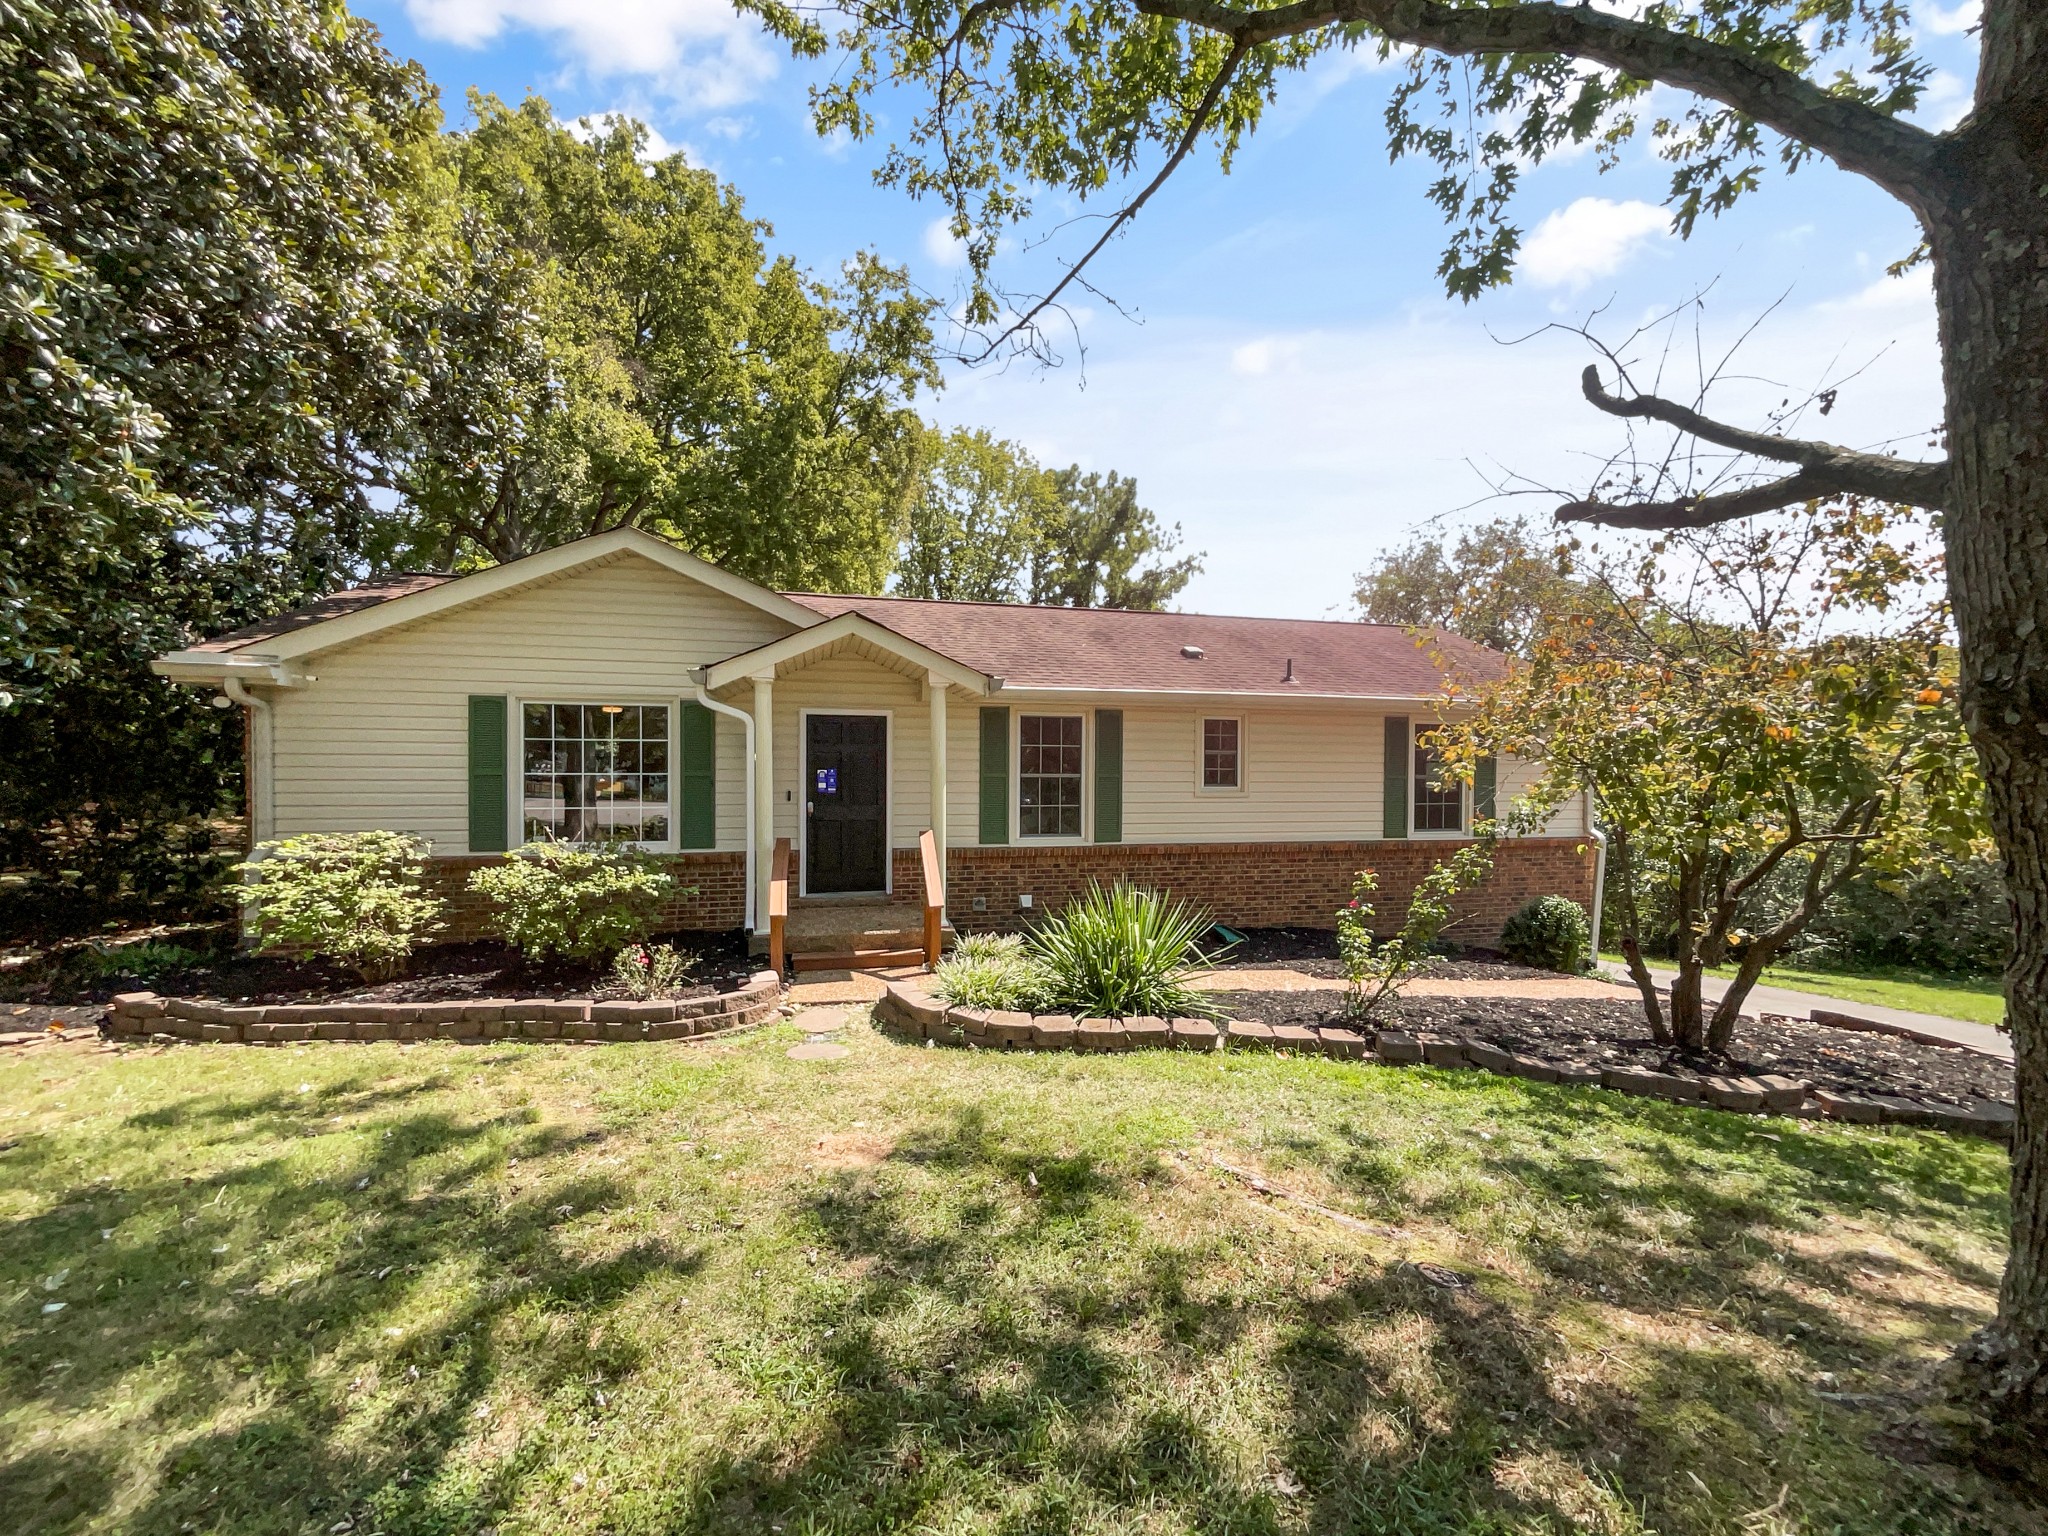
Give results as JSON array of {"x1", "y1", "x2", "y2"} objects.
[
  {"x1": 522, "y1": 703, "x2": 671, "y2": 846},
  {"x1": 1018, "y1": 714, "x2": 1084, "y2": 838},
  {"x1": 1411, "y1": 725, "x2": 1466, "y2": 833},
  {"x1": 1200, "y1": 716, "x2": 1242, "y2": 789}
]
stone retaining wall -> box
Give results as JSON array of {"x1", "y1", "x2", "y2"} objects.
[
  {"x1": 103, "y1": 971, "x2": 784, "y2": 1045},
  {"x1": 870, "y1": 979, "x2": 2014, "y2": 1141}
]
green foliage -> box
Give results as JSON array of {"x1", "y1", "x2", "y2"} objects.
[
  {"x1": 1500, "y1": 895, "x2": 1592, "y2": 974},
  {"x1": 930, "y1": 934, "x2": 1053, "y2": 1012},
  {"x1": 467, "y1": 842, "x2": 677, "y2": 961},
  {"x1": 1456, "y1": 504, "x2": 1986, "y2": 1052},
  {"x1": 1025, "y1": 881, "x2": 1220, "y2": 1019},
  {"x1": 383, "y1": 95, "x2": 940, "y2": 593},
  {"x1": 241, "y1": 832, "x2": 444, "y2": 981},
  {"x1": 75, "y1": 940, "x2": 216, "y2": 982},
  {"x1": 895, "y1": 430, "x2": 1201, "y2": 609},
  {"x1": 1337, "y1": 837, "x2": 1500, "y2": 1018},
  {"x1": 608, "y1": 942, "x2": 696, "y2": 1000},
  {"x1": 1, "y1": 0, "x2": 441, "y2": 919},
  {"x1": 1354, "y1": 516, "x2": 1588, "y2": 656}
]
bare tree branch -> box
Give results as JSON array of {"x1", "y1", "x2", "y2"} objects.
[{"x1": 1132, "y1": 0, "x2": 1944, "y2": 211}]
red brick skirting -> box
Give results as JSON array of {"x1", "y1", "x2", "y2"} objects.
[
  {"x1": 425, "y1": 852, "x2": 748, "y2": 939},
  {"x1": 928, "y1": 838, "x2": 1595, "y2": 945}
]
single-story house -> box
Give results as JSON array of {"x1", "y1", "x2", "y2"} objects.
[{"x1": 153, "y1": 528, "x2": 1596, "y2": 959}]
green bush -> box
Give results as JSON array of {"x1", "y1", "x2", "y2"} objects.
[
  {"x1": 467, "y1": 843, "x2": 678, "y2": 961},
  {"x1": 931, "y1": 934, "x2": 1052, "y2": 1011},
  {"x1": 608, "y1": 941, "x2": 695, "y2": 999},
  {"x1": 241, "y1": 831, "x2": 445, "y2": 980},
  {"x1": 1026, "y1": 881, "x2": 1220, "y2": 1020},
  {"x1": 1500, "y1": 894, "x2": 1591, "y2": 973}
]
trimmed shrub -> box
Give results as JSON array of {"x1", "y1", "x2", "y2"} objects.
[
  {"x1": 1026, "y1": 881, "x2": 1221, "y2": 1020},
  {"x1": 1500, "y1": 894, "x2": 1592, "y2": 974},
  {"x1": 467, "y1": 843, "x2": 678, "y2": 961},
  {"x1": 609, "y1": 942, "x2": 695, "y2": 999},
  {"x1": 241, "y1": 831, "x2": 444, "y2": 980}
]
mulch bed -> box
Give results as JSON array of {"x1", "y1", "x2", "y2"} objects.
[
  {"x1": 1207, "y1": 926, "x2": 1539, "y2": 982},
  {"x1": 6, "y1": 931, "x2": 756, "y2": 1009},
  {"x1": 1211, "y1": 989, "x2": 2013, "y2": 1109}
]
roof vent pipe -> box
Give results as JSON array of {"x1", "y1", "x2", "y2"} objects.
[{"x1": 1283, "y1": 658, "x2": 1295, "y2": 683}]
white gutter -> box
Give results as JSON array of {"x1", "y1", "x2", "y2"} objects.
[
  {"x1": 1583, "y1": 786, "x2": 1608, "y2": 968},
  {"x1": 692, "y1": 680, "x2": 758, "y2": 934}
]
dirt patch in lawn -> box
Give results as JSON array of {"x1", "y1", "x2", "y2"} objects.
[
  {"x1": 6, "y1": 931, "x2": 757, "y2": 1008},
  {"x1": 1211, "y1": 989, "x2": 2015, "y2": 1108}
]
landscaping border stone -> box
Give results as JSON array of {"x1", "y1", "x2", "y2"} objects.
[
  {"x1": 864, "y1": 978, "x2": 2009, "y2": 1141},
  {"x1": 102, "y1": 972, "x2": 785, "y2": 1048}
]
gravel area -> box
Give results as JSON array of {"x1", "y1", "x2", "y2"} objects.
[{"x1": 1210, "y1": 989, "x2": 2014, "y2": 1108}]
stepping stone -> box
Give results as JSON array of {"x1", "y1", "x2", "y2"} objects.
[
  {"x1": 787, "y1": 1040, "x2": 850, "y2": 1061},
  {"x1": 794, "y1": 1006, "x2": 849, "y2": 1036}
]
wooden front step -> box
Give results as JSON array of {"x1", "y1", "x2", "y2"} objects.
[{"x1": 789, "y1": 947, "x2": 928, "y2": 973}]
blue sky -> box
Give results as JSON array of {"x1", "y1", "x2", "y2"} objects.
[{"x1": 356, "y1": 0, "x2": 1981, "y2": 616}]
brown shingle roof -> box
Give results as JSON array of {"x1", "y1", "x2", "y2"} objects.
[
  {"x1": 782, "y1": 593, "x2": 1503, "y2": 698},
  {"x1": 189, "y1": 573, "x2": 457, "y2": 652}
]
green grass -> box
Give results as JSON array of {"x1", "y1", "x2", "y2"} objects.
[
  {"x1": 1601, "y1": 953, "x2": 2006, "y2": 1028},
  {"x1": 1, "y1": 1023, "x2": 2029, "y2": 1535}
]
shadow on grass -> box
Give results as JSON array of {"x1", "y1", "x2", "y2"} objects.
[{"x1": 0, "y1": 1061, "x2": 701, "y2": 1536}]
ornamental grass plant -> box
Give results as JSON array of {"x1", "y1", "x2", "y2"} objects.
[{"x1": 1025, "y1": 880, "x2": 1221, "y2": 1020}]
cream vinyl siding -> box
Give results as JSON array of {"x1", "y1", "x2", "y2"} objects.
[
  {"x1": 942, "y1": 693, "x2": 1580, "y2": 845},
  {"x1": 266, "y1": 554, "x2": 796, "y2": 852},
  {"x1": 769, "y1": 656, "x2": 931, "y2": 848}
]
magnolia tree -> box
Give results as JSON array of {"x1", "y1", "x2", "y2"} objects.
[
  {"x1": 744, "y1": 0, "x2": 2048, "y2": 1466},
  {"x1": 1445, "y1": 506, "x2": 1984, "y2": 1053}
]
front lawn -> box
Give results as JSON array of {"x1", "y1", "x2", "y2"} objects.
[
  {"x1": 1602, "y1": 953, "x2": 2007, "y2": 1028},
  {"x1": 2, "y1": 1022, "x2": 2032, "y2": 1535}
]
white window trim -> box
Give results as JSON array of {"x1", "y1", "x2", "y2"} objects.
[
  {"x1": 511, "y1": 695, "x2": 679, "y2": 853},
  {"x1": 797, "y1": 707, "x2": 894, "y2": 898},
  {"x1": 1408, "y1": 720, "x2": 1469, "y2": 839},
  {"x1": 1015, "y1": 709, "x2": 1089, "y2": 844},
  {"x1": 1194, "y1": 713, "x2": 1247, "y2": 796}
]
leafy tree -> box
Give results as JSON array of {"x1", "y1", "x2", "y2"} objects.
[
  {"x1": 383, "y1": 97, "x2": 941, "y2": 594},
  {"x1": 1448, "y1": 505, "x2": 1984, "y2": 1053},
  {"x1": 1355, "y1": 517, "x2": 1586, "y2": 654},
  {"x1": 1030, "y1": 466, "x2": 1201, "y2": 609},
  {"x1": 1, "y1": 0, "x2": 441, "y2": 924},
  {"x1": 894, "y1": 427, "x2": 1054, "y2": 600},
  {"x1": 751, "y1": 0, "x2": 2048, "y2": 1460}
]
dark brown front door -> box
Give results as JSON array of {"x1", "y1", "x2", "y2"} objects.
[{"x1": 805, "y1": 714, "x2": 888, "y2": 893}]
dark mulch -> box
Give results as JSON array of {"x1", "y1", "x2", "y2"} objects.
[
  {"x1": 1207, "y1": 925, "x2": 1549, "y2": 983},
  {"x1": 2, "y1": 931, "x2": 756, "y2": 1008},
  {"x1": 1212, "y1": 988, "x2": 2014, "y2": 1108}
]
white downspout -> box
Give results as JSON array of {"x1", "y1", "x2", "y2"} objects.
[
  {"x1": 692, "y1": 680, "x2": 757, "y2": 934},
  {"x1": 1583, "y1": 785, "x2": 1608, "y2": 972},
  {"x1": 222, "y1": 677, "x2": 273, "y2": 843}
]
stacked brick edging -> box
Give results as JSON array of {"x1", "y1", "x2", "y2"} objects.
[
  {"x1": 869, "y1": 979, "x2": 2015, "y2": 1141},
  {"x1": 937, "y1": 838, "x2": 1595, "y2": 943},
  {"x1": 103, "y1": 972, "x2": 784, "y2": 1046}
]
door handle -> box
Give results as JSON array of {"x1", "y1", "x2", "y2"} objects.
[{"x1": 807, "y1": 801, "x2": 814, "y2": 813}]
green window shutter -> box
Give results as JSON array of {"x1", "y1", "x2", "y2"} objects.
[
  {"x1": 1093, "y1": 709, "x2": 1123, "y2": 844},
  {"x1": 468, "y1": 695, "x2": 510, "y2": 853},
  {"x1": 1382, "y1": 715, "x2": 1409, "y2": 840},
  {"x1": 679, "y1": 701, "x2": 717, "y2": 849},
  {"x1": 978, "y1": 706, "x2": 1010, "y2": 845},
  {"x1": 1474, "y1": 754, "x2": 1497, "y2": 826}
]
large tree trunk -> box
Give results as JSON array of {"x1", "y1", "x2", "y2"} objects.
[{"x1": 1927, "y1": 5, "x2": 2048, "y2": 1476}]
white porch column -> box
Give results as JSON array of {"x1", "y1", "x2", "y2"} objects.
[
  {"x1": 751, "y1": 673, "x2": 775, "y2": 929},
  {"x1": 926, "y1": 673, "x2": 948, "y2": 858}
]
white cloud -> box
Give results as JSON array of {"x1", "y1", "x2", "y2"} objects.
[
  {"x1": 1520, "y1": 197, "x2": 1672, "y2": 290},
  {"x1": 404, "y1": 0, "x2": 776, "y2": 109},
  {"x1": 1921, "y1": 0, "x2": 1980, "y2": 34},
  {"x1": 923, "y1": 216, "x2": 968, "y2": 268},
  {"x1": 1914, "y1": 70, "x2": 1973, "y2": 131},
  {"x1": 565, "y1": 112, "x2": 684, "y2": 163}
]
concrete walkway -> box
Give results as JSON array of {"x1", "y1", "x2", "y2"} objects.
[{"x1": 1598, "y1": 962, "x2": 2012, "y2": 1061}]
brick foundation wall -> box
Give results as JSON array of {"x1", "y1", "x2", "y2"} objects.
[
  {"x1": 933, "y1": 838, "x2": 1594, "y2": 947},
  {"x1": 424, "y1": 852, "x2": 748, "y2": 940}
]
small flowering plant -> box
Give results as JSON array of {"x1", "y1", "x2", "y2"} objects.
[
  {"x1": 1337, "y1": 834, "x2": 1500, "y2": 1019},
  {"x1": 608, "y1": 942, "x2": 694, "y2": 999}
]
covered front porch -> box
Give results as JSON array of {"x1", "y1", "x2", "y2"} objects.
[{"x1": 701, "y1": 611, "x2": 999, "y2": 971}]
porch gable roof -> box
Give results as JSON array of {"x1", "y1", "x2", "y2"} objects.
[{"x1": 700, "y1": 611, "x2": 999, "y2": 696}]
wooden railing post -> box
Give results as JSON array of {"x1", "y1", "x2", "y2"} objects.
[
  {"x1": 769, "y1": 837, "x2": 791, "y2": 977},
  {"x1": 918, "y1": 827, "x2": 944, "y2": 970}
]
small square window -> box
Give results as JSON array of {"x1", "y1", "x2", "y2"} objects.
[{"x1": 1201, "y1": 717, "x2": 1240, "y2": 788}]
